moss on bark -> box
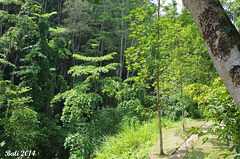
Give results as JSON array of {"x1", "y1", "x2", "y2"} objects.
[
  {"x1": 230, "y1": 65, "x2": 240, "y2": 87},
  {"x1": 199, "y1": 1, "x2": 240, "y2": 59}
]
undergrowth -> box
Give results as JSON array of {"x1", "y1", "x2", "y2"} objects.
[{"x1": 95, "y1": 116, "x2": 177, "y2": 159}]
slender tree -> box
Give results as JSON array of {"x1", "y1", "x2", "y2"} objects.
[
  {"x1": 126, "y1": 0, "x2": 174, "y2": 155},
  {"x1": 156, "y1": 0, "x2": 164, "y2": 155}
]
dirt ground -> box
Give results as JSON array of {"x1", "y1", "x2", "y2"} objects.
[{"x1": 148, "y1": 119, "x2": 214, "y2": 159}]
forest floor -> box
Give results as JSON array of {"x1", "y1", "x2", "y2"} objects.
[{"x1": 148, "y1": 119, "x2": 234, "y2": 159}]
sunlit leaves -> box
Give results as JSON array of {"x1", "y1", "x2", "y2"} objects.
[
  {"x1": 0, "y1": 0, "x2": 22, "y2": 5},
  {"x1": 0, "y1": 0, "x2": 42, "y2": 73},
  {"x1": 185, "y1": 77, "x2": 240, "y2": 147},
  {"x1": 101, "y1": 77, "x2": 120, "y2": 97},
  {"x1": 0, "y1": 141, "x2": 5, "y2": 148},
  {"x1": 126, "y1": 1, "x2": 175, "y2": 89},
  {"x1": 73, "y1": 52, "x2": 117, "y2": 62},
  {"x1": 69, "y1": 51, "x2": 119, "y2": 79},
  {"x1": 49, "y1": 38, "x2": 71, "y2": 59},
  {"x1": 52, "y1": 89, "x2": 102, "y2": 123},
  {"x1": 49, "y1": 27, "x2": 67, "y2": 35},
  {"x1": 69, "y1": 63, "x2": 119, "y2": 77},
  {"x1": 69, "y1": 65, "x2": 96, "y2": 76},
  {"x1": 0, "y1": 55, "x2": 16, "y2": 68}
]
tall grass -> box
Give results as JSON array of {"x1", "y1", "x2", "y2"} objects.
[{"x1": 95, "y1": 116, "x2": 176, "y2": 159}]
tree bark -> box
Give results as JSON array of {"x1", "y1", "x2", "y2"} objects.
[
  {"x1": 157, "y1": 0, "x2": 164, "y2": 155},
  {"x1": 0, "y1": 4, "x2": 5, "y2": 37},
  {"x1": 43, "y1": 0, "x2": 48, "y2": 13},
  {"x1": 11, "y1": 52, "x2": 18, "y2": 85},
  {"x1": 180, "y1": 68, "x2": 184, "y2": 131},
  {"x1": 157, "y1": 65, "x2": 164, "y2": 155},
  {"x1": 182, "y1": 0, "x2": 240, "y2": 109},
  {"x1": 119, "y1": 0, "x2": 125, "y2": 79},
  {"x1": 57, "y1": 0, "x2": 63, "y2": 25}
]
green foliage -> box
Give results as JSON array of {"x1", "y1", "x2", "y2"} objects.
[
  {"x1": 95, "y1": 117, "x2": 158, "y2": 159},
  {"x1": 49, "y1": 37, "x2": 72, "y2": 59},
  {"x1": 118, "y1": 99, "x2": 149, "y2": 120},
  {"x1": 92, "y1": 108, "x2": 127, "y2": 135},
  {"x1": 101, "y1": 77, "x2": 139, "y2": 101},
  {"x1": 0, "y1": 80, "x2": 39, "y2": 152},
  {"x1": 62, "y1": 108, "x2": 128, "y2": 159},
  {"x1": 36, "y1": 116, "x2": 64, "y2": 159},
  {"x1": 70, "y1": 51, "x2": 118, "y2": 75},
  {"x1": 62, "y1": 0, "x2": 92, "y2": 54},
  {"x1": 5, "y1": 106, "x2": 39, "y2": 150},
  {"x1": 0, "y1": 0, "x2": 41, "y2": 63},
  {"x1": 69, "y1": 47, "x2": 119, "y2": 93},
  {"x1": 0, "y1": 54, "x2": 16, "y2": 68},
  {"x1": 52, "y1": 88, "x2": 102, "y2": 123},
  {"x1": 185, "y1": 77, "x2": 240, "y2": 152},
  {"x1": 165, "y1": 93, "x2": 200, "y2": 120},
  {"x1": 64, "y1": 132, "x2": 93, "y2": 159},
  {"x1": 95, "y1": 116, "x2": 176, "y2": 158},
  {"x1": 2, "y1": 0, "x2": 239, "y2": 158},
  {"x1": 73, "y1": 52, "x2": 117, "y2": 62},
  {"x1": 221, "y1": 0, "x2": 240, "y2": 30},
  {"x1": 69, "y1": 63, "x2": 119, "y2": 77},
  {"x1": 52, "y1": 48, "x2": 120, "y2": 158},
  {"x1": 0, "y1": 1, "x2": 71, "y2": 158},
  {"x1": 0, "y1": 141, "x2": 5, "y2": 148},
  {"x1": 15, "y1": 12, "x2": 70, "y2": 118}
]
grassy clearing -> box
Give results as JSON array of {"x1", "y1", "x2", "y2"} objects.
[{"x1": 94, "y1": 116, "x2": 179, "y2": 159}]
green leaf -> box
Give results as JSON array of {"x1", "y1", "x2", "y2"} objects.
[
  {"x1": 0, "y1": 58, "x2": 16, "y2": 68},
  {"x1": 39, "y1": 11, "x2": 57, "y2": 18},
  {"x1": 0, "y1": 141, "x2": 5, "y2": 147},
  {"x1": 230, "y1": 145, "x2": 236, "y2": 152},
  {"x1": 217, "y1": 153, "x2": 230, "y2": 158},
  {"x1": 202, "y1": 137, "x2": 209, "y2": 144},
  {"x1": 73, "y1": 52, "x2": 117, "y2": 62},
  {"x1": 236, "y1": 144, "x2": 240, "y2": 153},
  {"x1": 68, "y1": 65, "x2": 96, "y2": 76},
  {"x1": 94, "y1": 0, "x2": 101, "y2": 4},
  {"x1": 186, "y1": 126, "x2": 196, "y2": 136},
  {"x1": 49, "y1": 27, "x2": 67, "y2": 34},
  {"x1": 0, "y1": 0, "x2": 22, "y2": 5},
  {"x1": 234, "y1": 155, "x2": 240, "y2": 159}
]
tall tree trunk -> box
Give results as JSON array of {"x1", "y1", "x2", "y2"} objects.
[
  {"x1": 126, "y1": 39, "x2": 134, "y2": 79},
  {"x1": 43, "y1": 0, "x2": 48, "y2": 13},
  {"x1": 11, "y1": 52, "x2": 18, "y2": 85},
  {"x1": 183, "y1": 0, "x2": 240, "y2": 109},
  {"x1": 57, "y1": 0, "x2": 63, "y2": 24},
  {"x1": 157, "y1": 65, "x2": 164, "y2": 155},
  {"x1": 119, "y1": 0, "x2": 125, "y2": 79},
  {"x1": 0, "y1": 4, "x2": 3, "y2": 37},
  {"x1": 180, "y1": 68, "x2": 184, "y2": 131},
  {"x1": 157, "y1": 0, "x2": 164, "y2": 155},
  {"x1": 72, "y1": 32, "x2": 76, "y2": 88},
  {"x1": 0, "y1": 4, "x2": 5, "y2": 37},
  {"x1": 97, "y1": 0, "x2": 106, "y2": 66}
]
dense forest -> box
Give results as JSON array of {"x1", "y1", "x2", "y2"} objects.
[{"x1": 0, "y1": 0, "x2": 240, "y2": 158}]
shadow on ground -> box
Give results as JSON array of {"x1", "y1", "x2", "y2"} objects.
[{"x1": 184, "y1": 148, "x2": 209, "y2": 159}]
